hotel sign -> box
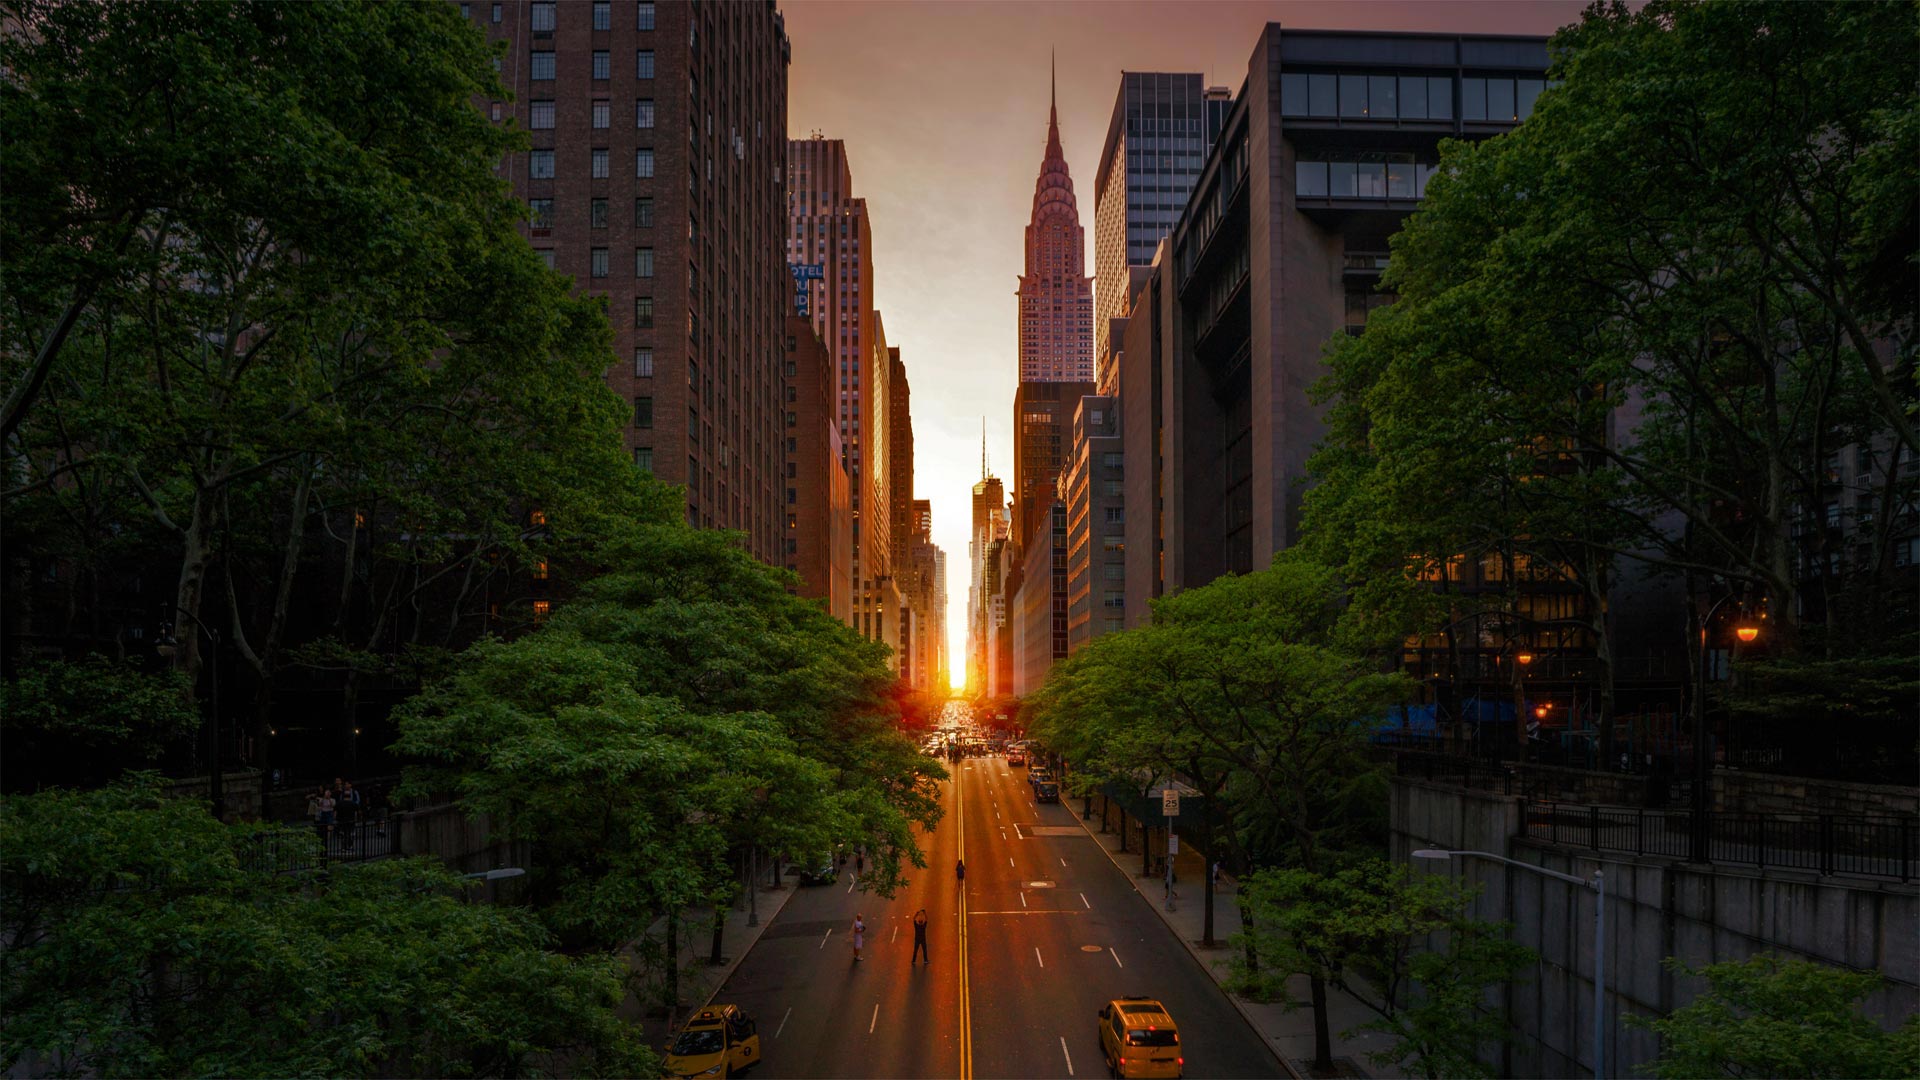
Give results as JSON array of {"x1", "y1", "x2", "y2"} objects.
[{"x1": 789, "y1": 263, "x2": 824, "y2": 317}]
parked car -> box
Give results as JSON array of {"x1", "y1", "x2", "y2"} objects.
[
  {"x1": 1034, "y1": 780, "x2": 1060, "y2": 803},
  {"x1": 795, "y1": 857, "x2": 838, "y2": 886}
]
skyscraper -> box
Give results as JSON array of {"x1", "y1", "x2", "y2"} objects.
[
  {"x1": 967, "y1": 469, "x2": 1007, "y2": 694},
  {"x1": 479, "y1": 0, "x2": 792, "y2": 561},
  {"x1": 1017, "y1": 66, "x2": 1094, "y2": 386},
  {"x1": 1092, "y1": 72, "x2": 1230, "y2": 392},
  {"x1": 787, "y1": 138, "x2": 882, "y2": 634}
]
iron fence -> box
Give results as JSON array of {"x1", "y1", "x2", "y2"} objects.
[
  {"x1": 237, "y1": 817, "x2": 398, "y2": 875},
  {"x1": 1522, "y1": 801, "x2": 1917, "y2": 882}
]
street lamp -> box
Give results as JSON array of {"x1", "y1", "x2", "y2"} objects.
[
  {"x1": 1413, "y1": 848, "x2": 1607, "y2": 1079},
  {"x1": 1692, "y1": 593, "x2": 1760, "y2": 863},
  {"x1": 156, "y1": 607, "x2": 222, "y2": 822}
]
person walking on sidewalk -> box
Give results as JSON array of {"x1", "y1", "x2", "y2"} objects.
[
  {"x1": 852, "y1": 914, "x2": 866, "y2": 962},
  {"x1": 911, "y1": 909, "x2": 929, "y2": 965}
]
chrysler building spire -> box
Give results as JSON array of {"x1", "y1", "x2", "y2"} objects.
[{"x1": 1017, "y1": 65, "x2": 1093, "y2": 384}]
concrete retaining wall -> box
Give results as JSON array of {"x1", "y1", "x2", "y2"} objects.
[{"x1": 1392, "y1": 777, "x2": 1920, "y2": 1078}]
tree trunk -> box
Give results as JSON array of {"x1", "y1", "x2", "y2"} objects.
[
  {"x1": 709, "y1": 907, "x2": 725, "y2": 965},
  {"x1": 1310, "y1": 972, "x2": 1333, "y2": 1073}
]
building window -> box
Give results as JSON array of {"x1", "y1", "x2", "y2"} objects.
[
  {"x1": 530, "y1": 1, "x2": 555, "y2": 31},
  {"x1": 592, "y1": 0, "x2": 611, "y2": 30},
  {"x1": 634, "y1": 296, "x2": 654, "y2": 328},
  {"x1": 636, "y1": 148, "x2": 655, "y2": 178},
  {"x1": 491, "y1": 102, "x2": 502, "y2": 122},
  {"x1": 529, "y1": 149, "x2": 554, "y2": 178},
  {"x1": 635, "y1": 197, "x2": 654, "y2": 227},
  {"x1": 530, "y1": 51, "x2": 556, "y2": 81},
  {"x1": 787, "y1": 488, "x2": 797, "y2": 505},
  {"x1": 536, "y1": 249, "x2": 554, "y2": 267},
  {"x1": 633, "y1": 347, "x2": 654, "y2": 378},
  {"x1": 592, "y1": 50, "x2": 610, "y2": 81},
  {"x1": 636, "y1": 49, "x2": 655, "y2": 79},
  {"x1": 635, "y1": 247, "x2": 654, "y2": 277},
  {"x1": 636, "y1": 1, "x2": 654, "y2": 30},
  {"x1": 1103, "y1": 564, "x2": 1125, "y2": 580},
  {"x1": 528, "y1": 197, "x2": 554, "y2": 228},
  {"x1": 591, "y1": 148, "x2": 609, "y2": 178},
  {"x1": 634, "y1": 446, "x2": 653, "y2": 473},
  {"x1": 591, "y1": 248, "x2": 609, "y2": 277},
  {"x1": 786, "y1": 411, "x2": 797, "y2": 427},
  {"x1": 592, "y1": 100, "x2": 611, "y2": 129},
  {"x1": 1104, "y1": 507, "x2": 1125, "y2": 524},
  {"x1": 634, "y1": 396, "x2": 654, "y2": 428},
  {"x1": 589, "y1": 197, "x2": 607, "y2": 228},
  {"x1": 491, "y1": 3, "x2": 501, "y2": 22},
  {"x1": 530, "y1": 99, "x2": 555, "y2": 129},
  {"x1": 636, "y1": 99, "x2": 655, "y2": 129},
  {"x1": 460, "y1": 3, "x2": 470, "y2": 18}
]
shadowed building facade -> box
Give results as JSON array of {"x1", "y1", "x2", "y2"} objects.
[{"x1": 475, "y1": 0, "x2": 792, "y2": 560}]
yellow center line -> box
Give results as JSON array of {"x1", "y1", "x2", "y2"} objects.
[{"x1": 957, "y1": 763, "x2": 973, "y2": 1080}]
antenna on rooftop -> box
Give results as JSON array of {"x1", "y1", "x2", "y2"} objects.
[{"x1": 981, "y1": 418, "x2": 989, "y2": 479}]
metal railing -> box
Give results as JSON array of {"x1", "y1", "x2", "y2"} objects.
[
  {"x1": 1522, "y1": 801, "x2": 1917, "y2": 882},
  {"x1": 237, "y1": 817, "x2": 399, "y2": 875}
]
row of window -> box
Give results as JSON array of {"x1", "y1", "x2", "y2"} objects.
[
  {"x1": 1280, "y1": 72, "x2": 1546, "y2": 123},
  {"x1": 527, "y1": 49, "x2": 654, "y2": 83},
  {"x1": 582, "y1": 247, "x2": 655, "y2": 278},
  {"x1": 1294, "y1": 153, "x2": 1442, "y2": 201},
  {"x1": 528, "y1": 98, "x2": 655, "y2": 130},
  {"x1": 529, "y1": 196, "x2": 654, "y2": 229},
  {"x1": 517, "y1": 1, "x2": 655, "y2": 32},
  {"x1": 527, "y1": 148, "x2": 655, "y2": 179}
]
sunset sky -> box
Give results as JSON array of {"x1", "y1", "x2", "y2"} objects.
[{"x1": 780, "y1": 1, "x2": 1594, "y2": 686}]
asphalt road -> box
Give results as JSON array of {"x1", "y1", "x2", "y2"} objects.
[{"x1": 709, "y1": 716, "x2": 1282, "y2": 1079}]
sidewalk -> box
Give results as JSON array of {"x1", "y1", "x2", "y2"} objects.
[
  {"x1": 1073, "y1": 804, "x2": 1405, "y2": 1080},
  {"x1": 619, "y1": 876, "x2": 800, "y2": 1051}
]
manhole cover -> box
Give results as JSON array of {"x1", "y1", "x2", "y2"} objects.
[
  {"x1": 1081, "y1": 945, "x2": 1103, "y2": 953},
  {"x1": 1026, "y1": 880, "x2": 1057, "y2": 888}
]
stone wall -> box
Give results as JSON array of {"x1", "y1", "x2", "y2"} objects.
[{"x1": 1392, "y1": 776, "x2": 1920, "y2": 1078}]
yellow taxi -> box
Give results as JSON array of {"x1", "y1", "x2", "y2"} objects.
[
  {"x1": 662, "y1": 1003, "x2": 760, "y2": 1078},
  {"x1": 1097, "y1": 997, "x2": 1183, "y2": 1078}
]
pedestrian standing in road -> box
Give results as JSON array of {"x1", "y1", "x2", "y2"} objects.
[
  {"x1": 911, "y1": 909, "x2": 929, "y2": 965},
  {"x1": 852, "y1": 914, "x2": 866, "y2": 962},
  {"x1": 955, "y1": 858, "x2": 965, "y2": 882}
]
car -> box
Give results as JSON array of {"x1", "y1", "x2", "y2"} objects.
[
  {"x1": 794, "y1": 857, "x2": 838, "y2": 886},
  {"x1": 1034, "y1": 780, "x2": 1059, "y2": 803},
  {"x1": 1008, "y1": 753, "x2": 1026, "y2": 767},
  {"x1": 1098, "y1": 997, "x2": 1183, "y2": 1079},
  {"x1": 663, "y1": 1003, "x2": 761, "y2": 1078}
]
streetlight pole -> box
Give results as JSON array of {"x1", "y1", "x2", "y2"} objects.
[
  {"x1": 1413, "y1": 848, "x2": 1607, "y2": 1079},
  {"x1": 1691, "y1": 592, "x2": 1759, "y2": 863},
  {"x1": 159, "y1": 606, "x2": 223, "y2": 822}
]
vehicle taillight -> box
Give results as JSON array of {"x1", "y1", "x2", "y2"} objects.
[{"x1": 1177, "y1": 1057, "x2": 1185, "y2": 1067}]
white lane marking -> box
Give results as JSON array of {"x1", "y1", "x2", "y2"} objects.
[
  {"x1": 1110, "y1": 947, "x2": 1123, "y2": 968},
  {"x1": 819, "y1": 928, "x2": 833, "y2": 949},
  {"x1": 1035, "y1": 946, "x2": 1045, "y2": 968},
  {"x1": 1080, "y1": 892, "x2": 1091, "y2": 909},
  {"x1": 1060, "y1": 857, "x2": 1067, "y2": 866},
  {"x1": 1008, "y1": 856, "x2": 1015, "y2": 867},
  {"x1": 869, "y1": 1003, "x2": 880, "y2": 1034},
  {"x1": 847, "y1": 875, "x2": 857, "y2": 893},
  {"x1": 1061, "y1": 1036, "x2": 1076, "y2": 1076},
  {"x1": 1020, "y1": 891, "x2": 1028, "y2": 908},
  {"x1": 776, "y1": 1007, "x2": 792, "y2": 1039},
  {"x1": 892, "y1": 924, "x2": 899, "y2": 942}
]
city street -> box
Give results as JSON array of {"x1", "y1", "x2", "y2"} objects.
[{"x1": 710, "y1": 726, "x2": 1280, "y2": 1078}]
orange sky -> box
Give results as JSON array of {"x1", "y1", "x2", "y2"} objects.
[{"x1": 780, "y1": 1, "x2": 1594, "y2": 688}]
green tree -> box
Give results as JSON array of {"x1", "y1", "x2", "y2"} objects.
[
  {"x1": 2, "y1": 0, "x2": 673, "y2": 779},
  {"x1": 1, "y1": 658, "x2": 198, "y2": 789},
  {"x1": 1236, "y1": 859, "x2": 1535, "y2": 1080},
  {"x1": 1632, "y1": 954, "x2": 1920, "y2": 1080},
  {"x1": 394, "y1": 520, "x2": 944, "y2": 963},
  {"x1": 1, "y1": 779, "x2": 649, "y2": 1078},
  {"x1": 1030, "y1": 558, "x2": 1412, "y2": 1071}
]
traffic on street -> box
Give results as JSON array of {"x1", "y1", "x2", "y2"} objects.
[{"x1": 701, "y1": 702, "x2": 1280, "y2": 1079}]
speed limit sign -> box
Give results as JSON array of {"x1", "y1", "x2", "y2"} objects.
[{"x1": 1161, "y1": 789, "x2": 1180, "y2": 818}]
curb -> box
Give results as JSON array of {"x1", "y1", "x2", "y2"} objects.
[
  {"x1": 1073, "y1": 809, "x2": 1304, "y2": 1080},
  {"x1": 690, "y1": 882, "x2": 801, "y2": 1015}
]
